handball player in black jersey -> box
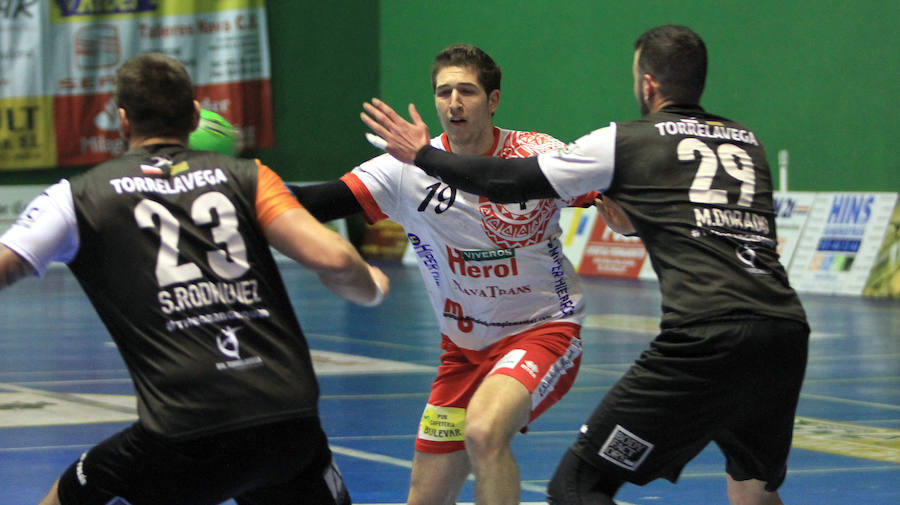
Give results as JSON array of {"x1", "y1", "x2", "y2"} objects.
[
  {"x1": 0, "y1": 52, "x2": 389, "y2": 505},
  {"x1": 361, "y1": 25, "x2": 809, "y2": 505}
]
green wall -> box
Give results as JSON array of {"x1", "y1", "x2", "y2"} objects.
[
  {"x1": 245, "y1": 1, "x2": 380, "y2": 181},
  {"x1": 379, "y1": 0, "x2": 898, "y2": 192}
]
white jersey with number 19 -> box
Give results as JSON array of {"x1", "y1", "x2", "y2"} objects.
[{"x1": 341, "y1": 127, "x2": 595, "y2": 351}]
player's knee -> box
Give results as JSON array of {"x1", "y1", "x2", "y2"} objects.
[
  {"x1": 464, "y1": 418, "x2": 502, "y2": 461},
  {"x1": 546, "y1": 448, "x2": 620, "y2": 505}
]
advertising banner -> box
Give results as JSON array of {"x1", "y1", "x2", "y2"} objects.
[
  {"x1": 788, "y1": 192, "x2": 898, "y2": 295},
  {"x1": 772, "y1": 191, "x2": 816, "y2": 270},
  {"x1": 862, "y1": 199, "x2": 900, "y2": 298},
  {"x1": 558, "y1": 206, "x2": 598, "y2": 271},
  {"x1": 0, "y1": 4, "x2": 55, "y2": 169},
  {"x1": 578, "y1": 216, "x2": 650, "y2": 279},
  {"x1": 0, "y1": 0, "x2": 272, "y2": 171}
]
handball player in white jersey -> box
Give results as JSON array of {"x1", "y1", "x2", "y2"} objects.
[
  {"x1": 361, "y1": 26, "x2": 810, "y2": 505},
  {"x1": 290, "y1": 44, "x2": 608, "y2": 505}
]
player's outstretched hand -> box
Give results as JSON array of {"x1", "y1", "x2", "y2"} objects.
[{"x1": 361, "y1": 98, "x2": 430, "y2": 164}]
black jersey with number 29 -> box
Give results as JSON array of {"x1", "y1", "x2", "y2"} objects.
[{"x1": 606, "y1": 105, "x2": 806, "y2": 328}]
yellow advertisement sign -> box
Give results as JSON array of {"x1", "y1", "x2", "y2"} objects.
[
  {"x1": 49, "y1": 0, "x2": 266, "y2": 22},
  {"x1": 863, "y1": 200, "x2": 900, "y2": 298},
  {"x1": 0, "y1": 97, "x2": 57, "y2": 171}
]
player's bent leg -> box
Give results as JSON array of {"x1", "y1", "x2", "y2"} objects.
[
  {"x1": 726, "y1": 475, "x2": 785, "y2": 505},
  {"x1": 546, "y1": 449, "x2": 621, "y2": 505},
  {"x1": 406, "y1": 449, "x2": 471, "y2": 505},
  {"x1": 465, "y1": 373, "x2": 532, "y2": 505},
  {"x1": 37, "y1": 479, "x2": 62, "y2": 505}
]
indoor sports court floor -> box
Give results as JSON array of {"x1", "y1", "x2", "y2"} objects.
[{"x1": 1, "y1": 261, "x2": 898, "y2": 504}]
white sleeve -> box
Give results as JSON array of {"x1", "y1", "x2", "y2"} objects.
[
  {"x1": 536, "y1": 123, "x2": 617, "y2": 200},
  {"x1": 349, "y1": 152, "x2": 404, "y2": 219},
  {"x1": 0, "y1": 180, "x2": 79, "y2": 277}
]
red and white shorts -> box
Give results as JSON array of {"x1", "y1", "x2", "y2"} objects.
[{"x1": 415, "y1": 322, "x2": 582, "y2": 453}]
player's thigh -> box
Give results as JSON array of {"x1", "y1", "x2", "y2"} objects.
[
  {"x1": 718, "y1": 318, "x2": 808, "y2": 490},
  {"x1": 485, "y1": 324, "x2": 583, "y2": 425},
  {"x1": 467, "y1": 373, "x2": 532, "y2": 440}
]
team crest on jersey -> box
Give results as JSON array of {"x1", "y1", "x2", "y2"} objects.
[
  {"x1": 497, "y1": 131, "x2": 564, "y2": 158},
  {"x1": 478, "y1": 131, "x2": 564, "y2": 247},
  {"x1": 479, "y1": 197, "x2": 555, "y2": 248}
]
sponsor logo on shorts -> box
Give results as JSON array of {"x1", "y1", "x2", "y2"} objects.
[
  {"x1": 521, "y1": 360, "x2": 539, "y2": 378},
  {"x1": 490, "y1": 349, "x2": 527, "y2": 373},
  {"x1": 533, "y1": 337, "x2": 581, "y2": 406},
  {"x1": 599, "y1": 425, "x2": 654, "y2": 471},
  {"x1": 418, "y1": 404, "x2": 466, "y2": 442}
]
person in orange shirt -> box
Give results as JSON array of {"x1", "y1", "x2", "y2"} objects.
[{"x1": 0, "y1": 52, "x2": 388, "y2": 505}]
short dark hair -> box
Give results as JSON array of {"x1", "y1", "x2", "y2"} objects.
[
  {"x1": 431, "y1": 44, "x2": 501, "y2": 95},
  {"x1": 635, "y1": 25, "x2": 707, "y2": 104},
  {"x1": 114, "y1": 52, "x2": 195, "y2": 139}
]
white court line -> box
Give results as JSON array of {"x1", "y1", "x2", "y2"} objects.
[
  {"x1": 331, "y1": 445, "x2": 641, "y2": 505},
  {"x1": 678, "y1": 464, "x2": 900, "y2": 479},
  {"x1": 0, "y1": 381, "x2": 137, "y2": 415},
  {"x1": 799, "y1": 393, "x2": 900, "y2": 411}
]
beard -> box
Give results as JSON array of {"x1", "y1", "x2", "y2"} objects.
[
  {"x1": 637, "y1": 75, "x2": 650, "y2": 116},
  {"x1": 639, "y1": 97, "x2": 650, "y2": 116}
]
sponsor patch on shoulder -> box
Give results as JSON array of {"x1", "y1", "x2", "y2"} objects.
[{"x1": 598, "y1": 424, "x2": 654, "y2": 471}]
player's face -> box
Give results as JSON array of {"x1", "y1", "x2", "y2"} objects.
[
  {"x1": 632, "y1": 50, "x2": 650, "y2": 116},
  {"x1": 434, "y1": 65, "x2": 499, "y2": 154}
]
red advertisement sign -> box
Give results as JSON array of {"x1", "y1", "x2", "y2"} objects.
[{"x1": 578, "y1": 219, "x2": 649, "y2": 278}]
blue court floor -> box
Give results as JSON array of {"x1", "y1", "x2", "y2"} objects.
[{"x1": 1, "y1": 261, "x2": 898, "y2": 504}]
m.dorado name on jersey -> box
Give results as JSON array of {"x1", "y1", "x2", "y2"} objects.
[
  {"x1": 653, "y1": 120, "x2": 759, "y2": 145},
  {"x1": 693, "y1": 206, "x2": 770, "y2": 235},
  {"x1": 159, "y1": 278, "x2": 262, "y2": 314},
  {"x1": 109, "y1": 168, "x2": 228, "y2": 195},
  {"x1": 446, "y1": 245, "x2": 519, "y2": 278}
]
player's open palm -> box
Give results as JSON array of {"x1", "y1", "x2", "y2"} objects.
[{"x1": 361, "y1": 98, "x2": 430, "y2": 164}]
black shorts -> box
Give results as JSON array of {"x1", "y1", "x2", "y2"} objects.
[
  {"x1": 57, "y1": 416, "x2": 350, "y2": 505},
  {"x1": 571, "y1": 317, "x2": 809, "y2": 491}
]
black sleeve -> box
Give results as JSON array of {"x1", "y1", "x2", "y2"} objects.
[
  {"x1": 414, "y1": 146, "x2": 559, "y2": 203},
  {"x1": 286, "y1": 180, "x2": 362, "y2": 222}
]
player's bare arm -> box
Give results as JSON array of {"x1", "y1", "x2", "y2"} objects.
[
  {"x1": 595, "y1": 196, "x2": 636, "y2": 235},
  {"x1": 264, "y1": 207, "x2": 389, "y2": 306},
  {"x1": 0, "y1": 245, "x2": 34, "y2": 290}
]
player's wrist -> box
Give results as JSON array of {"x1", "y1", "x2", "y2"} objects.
[{"x1": 360, "y1": 280, "x2": 385, "y2": 307}]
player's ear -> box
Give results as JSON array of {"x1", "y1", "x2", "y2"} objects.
[
  {"x1": 118, "y1": 107, "x2": 131, "y2": 140},
  {"x1": 488, "y1": 89, "x2": 500, "y2": 116},
  {"x1": 642, "y1": 73, "x2": 659, "y2": 102},
  {"x1": 191, "y1": 100, "x2": 201, "y2": 132}
]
